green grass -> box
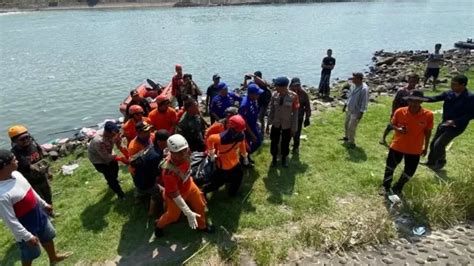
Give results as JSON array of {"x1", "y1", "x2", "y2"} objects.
[{"x1": 1, "y1": 70, "x2": 473, "y2": 265}]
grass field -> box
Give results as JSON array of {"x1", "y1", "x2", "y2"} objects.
[{"x1": 1, "y1": 70, "x2": 473, "y2": 265}]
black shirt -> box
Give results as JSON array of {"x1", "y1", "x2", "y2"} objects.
[
  {"x1": 206, "y1": 84, "x2": 219, "y2": 106},
  {"x1": 11, "y1": 141, "x2": 46, "y2": 184},
  {"x1": 258, "y1": 85, "x2": 272, "y2": 108},
  {"x1": 133, "y1": 146, "x2": 163, "y2": 190},
  {"x1": 321, "y1": 56, "x2": 336, "y2": 75}
]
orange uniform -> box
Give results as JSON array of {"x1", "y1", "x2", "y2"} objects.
[
  {"x1": 122, "y1": 117, "x2": 150, "y2": 143},
  {"x1": 156, "y1": 157, "x2": 207, "y2": 230},
  {"x1": 390, "y1": 107, "x2": 434, "y2": 155},
  {"x1": 207, "y1": 133, "x2": 247, "y2": 170},
  {"x1": 205, "y1": 121, "x2": 225, "y2": 142},
  {"x1": 148, "y1": 107, "x2": 177, "y2": 134},
  {"x1": 127, "y1": 135, "x2": 154, "y2": 174}
]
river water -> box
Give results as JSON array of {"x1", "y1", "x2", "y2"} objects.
[{"x1": 0, "y1": 0, "x2": 473, "y2": 146}]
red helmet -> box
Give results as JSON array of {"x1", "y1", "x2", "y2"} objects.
[
  {"x1": 129, "y1": 105, "x2": 144, "y2": 115},
  {"x1": 157, "y1": 95, "x2": 170, "y2": 105},
  {"x1": 227, "y1": 115, "x2": 246, "y2": 132}
]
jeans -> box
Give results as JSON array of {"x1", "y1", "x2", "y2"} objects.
[
  {"x1": 383, "y1": 148, "x2": 420, "y2": 194},
  {"x1": 18, "y1": 219, "x2": 56, "y2": 262},
  {"x1": 270, "y1": 126, "x2": 292, "y2": 158},
  {"x1": 427, "y1": 124, "x2": 462, "y2": 167},
  {"x1": 344, "y1": 112, "x2": 361, "y2": 144},
  {"x1": 293, "y1": 117, "x2": 304, "y2": 150},
  {"x1": 93, "y1": 162, "x2": 125, "y2": 198},
  {"x1": 203, "y1": 164, "x2": 243, "y2": 196},
  {"x1": 318, "y1": 72, "x2": 331, "y2": 96}
]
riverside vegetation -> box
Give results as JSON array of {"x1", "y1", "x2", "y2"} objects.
[{"x1": 0, "y1": 68, "x2": 473, "y2": 265}]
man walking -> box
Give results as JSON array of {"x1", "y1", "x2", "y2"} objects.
[
  {"x1": 423, "y1": 75, "x2": 474, "y2": 170},
  {"x1": 239, "y1": 83, "x2": 264, "y2": 158},
  {"x1": 318, "y1": 49, "x2": 336, "y2": 99},
  {"x1": 206, "y1": 74, "x2": 221, "y2": 123},
  {"x1": 380, "y1": 90, "x2": 433, "y2": 196},
  {"x1": 423, "y1": 43, "x2": 443, "y2": 90},
  {"x1": 266, "y1": 76, "x2": 300, "y2": 168},
  {"x1": 289, "y1": 77, "x2": 312, "y2": 154},
  {"x1": 341, "y1": 72, "x2": 369, "y2": 148},
  {"x1": 0, "y1": 150, "x2": 72, "y2": 265}
]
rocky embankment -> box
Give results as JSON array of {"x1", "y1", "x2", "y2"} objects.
[{"x1": 307, "y1": 48, "x2": 474, "y2": 111}]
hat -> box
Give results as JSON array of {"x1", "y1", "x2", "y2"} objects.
[
  {"x1": 104, "y1": 121, "x2": 119, "y2": 133},
  {"x1": 130, "y1": 89, "x2": 139, "y2": 97},
  {"x1": 217, "y1": 82, "x2": 228, "y2": 90},
  {"x1": 135, "y1": 121, "x2": 153, "y2": 132},
  {"x1": 403, "y1": 90, "x2": 428, "y2": 101},
  {"x1": 248, "y1": 83, "x2": 264, "y2": 95},
  {"x1": 212, "y1": 74, "x2": 221, "y2": 80},
  {"x1": 352, "y1": 72, "x2": 364, "y2": 79},
  {"x1": 273, "y1": 76, "x2": 290, "y2": 87},
  {"x1": 254, "y1": 71, "x2": 262, "y2": 78},
  {"x1": 225, "y1": 106, "x2": 239, "y2": 116},
  {"x1": 290, "y1": 77, "x2": 301, "y2": 86},
  {"x1": 0, "y1": 149, "x2": 14, "y2": 170},
  {"x1": 155, "y1": 129, "x2": 170, "y2": 141}
]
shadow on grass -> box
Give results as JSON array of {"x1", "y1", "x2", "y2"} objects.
[
  {"x1": 0, "y1": 242, "x2": 20, "y2": 266},
  {"x1": 264, "y1": 155, "x2": 308, "y2": 204},
  {"x1": 343, "y1": 144, "x2": 368, "y2": 162},
  {"x1": 80, "y1": 191, "x2": 114, "y2": 232}
]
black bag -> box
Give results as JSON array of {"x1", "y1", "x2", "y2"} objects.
[{"x1": 190, "y1": 152, "x2": 215, "y2": 187}]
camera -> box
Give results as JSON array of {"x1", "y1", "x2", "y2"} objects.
[{"x1": 244, "y1": 75, "x2": 252, "y2": 80}]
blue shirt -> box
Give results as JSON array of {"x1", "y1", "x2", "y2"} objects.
[
  {"x1": 133, "y1": 146, "x2": 163, "y2": 190},
  {"x1": 239, "y1": 96, "x2": 259, "y2": 129},
  {"x1": 210, "y1": 92, "x2": 241, "y2": 119},
  {"x1": 426, "y1": 89, "x2": 474, "y2": 133}
]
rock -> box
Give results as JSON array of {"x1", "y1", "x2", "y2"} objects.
[
  {"x1": 407, "y1": 250, "x2": 418, "y2": 256},
  {"x1": 393, "y1": 253, "x2": 406, "y2": 260},
  {"x1": 381, "y1": 257, "x2": 393, "y2": 264},
  {"x1": 449, "y1": 249, "x2": 463, "y2": 256},
  {"x1": 376, "y1": 57, "x2": 397, "y2": 66},
  {"x1": 426, "y1": 255, "x2": 437, "y2": 262},
  {"x1": 415, "y1": 258, "x2": 425, "y2": 264},
  {"x1": 446, "y1": 242, "x2": 455, "y2": 249},
  {"x1": 48, "y1": 151, "x2": 59, "y2": 160},
  {"x1": 437, "y1": 253, "x2": 448, "y2": 259},
  {"x1": 418, "y1": 247, "x2": 428, "y2": 253},
  {"x1": 467, "y1": 246, "x2": 474, "y2": 253},
  {"x1": 454, "y1": 239, "x2": 468, "y2": 246},
  {"x1": 458, "y1": 258, "x2": 471, "y2": 265},
  {"x1": 339, "y1": 257, "x2": 348, "y2": 264}
]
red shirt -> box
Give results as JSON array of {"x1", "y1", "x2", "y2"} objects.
[{"x1": 171, "y1": 74, "x2": 183, "y2": 96}]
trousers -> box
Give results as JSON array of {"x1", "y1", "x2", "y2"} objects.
[{"x1": 383, "y1": 148, "x2": 420, "y2": 194}]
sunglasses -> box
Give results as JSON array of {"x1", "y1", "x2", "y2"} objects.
[{"x1": 17, "y1": 135, "x2": 31, "y2": 141}]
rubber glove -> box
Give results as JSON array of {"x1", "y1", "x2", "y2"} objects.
[
  {"x1": 114, "y1": 156, "x2": 129, "y2": 164},
  {"x1": 173, "y1": 195, "x2": 201, "y2": 229}
]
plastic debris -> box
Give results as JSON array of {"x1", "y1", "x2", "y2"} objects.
[
  {"x1": 300, "y1": 135, "x2": 308, "y2": 140},
  {"x1": 413, "y1": 226, "x2": 426, "y2": 236},
  {"x1": 61, "y1": 164, "x2": 79, "y2": 175},
  {"x1": 388, "y1": 194, "x2": 401, "y2": 204},
  {"x1": 77, "y1": 128, "x2": 97, "y2": 139}
]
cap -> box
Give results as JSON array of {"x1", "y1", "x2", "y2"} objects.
[
  {"x1": 254, "y1": 71, "x2": 262, "y2": 78},
  {"x1": 130, "y1": 89, "x2": 139, "y2": 97},
  {"x1": 156, "y1": 95, "x2": 170, "y2": 105},
  {"x1": 0, "y1": 149, "x2": 14, "y2": 170},
  {"x1": 248, "y1": 83, "x2": 264, "y2": 95},
  {"x1": 352, "y1": 72, "x2": 364, "y2": 79},
  {"x1": 403, "y1": 90, "x2": 428, "y2": 101},
  {"x1": 8, "y1": 125, "x2": 28, "y2": 140},
  {"x1": 217, "y1": 82, "x2": 228, "y2": 90},
  {"x1": 225, "y1": 106, "x2": 239, "y2": 116},
  {"x1": 104, "y1": 121, "x2": 119, "y2": 133},
  {"x1": 290, "y1": 77, "x2": 301, "y2": 86},
  {"x1": 273, "y1": 76, "x2": 290, "y2": 87},
  {"x1": 155, "y1": 129, "x2": 170, "y2": 141},
  {"x1": 135, "y1": 121, "x2": 153, "y2": 132},
  {"x1": 212, "y1": 74, "x2": 221, "y2": 80}
]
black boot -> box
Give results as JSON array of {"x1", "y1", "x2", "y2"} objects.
[
  {"x1": 282, "y1": 156, "x2": 289, "y2": 168},
  {"x1": 271, "y1": 157, "x2": 278, "y2": 167}
]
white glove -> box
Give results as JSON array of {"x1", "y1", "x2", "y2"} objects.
[
  {"x1": 242, "y1": 155, "x2": 249, "y2": 166},
  {"x1": 173, "y1": 195, "x2": 201, "y2": 229}
]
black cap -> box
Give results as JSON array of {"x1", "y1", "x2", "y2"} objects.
[
  {"x1": 0, "y1": 149, "x2": 14, "y2": 170},
  {"x1": 254, "y1": 71, "x2": 262, "y2": 78},
  {"x1": 104, "y1": 121, "x2": 119, "y2": 133},
  {"x1": 212, "y1": 74, "x2": 221, "y2": 80},
  {"x1": 135, "y1": 121, "x2": 153, "y2": 132},
  {"x1": 155, "y1": 129, "x2": 170, "y2": 141},
  {"x1": 403, "y1": 90, "x2": 428, "y2": 101},
  {"x1": 130, "y1": 89, "x2": 139, "y2": 97},
  {"x1": 290, "y1": 77, "x2": 301, "y2": 86}
]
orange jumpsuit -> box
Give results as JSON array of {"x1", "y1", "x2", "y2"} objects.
[
  {"x1": 127, "y1": 134, "x2": 154, "y2": 174},
  {"x1": 156, "y1": 157, "x2": 207, "y2": 230},
  {"x1": 122, "y1": 117, "x2": 150, "y2": 143},
  {"x1": 148, "y1": 107, "x2": 177, "y2": 134}
]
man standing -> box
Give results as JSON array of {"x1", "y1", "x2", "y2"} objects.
[
  {"x1": 380, "y1": 90, "x2": 433, "y2": 196},
  {"x1": 88, "y1": 122, "x2": 129, "y2": 200},
  {"x1": 128, "y1": 121, "x2": 154, "y2": 175},
  {"x1": 8, "y1": 125, "x2": 54, "y2": 206},
  {"x1": 176, "y1": 99, "x2": 207, "y2": 152},
  {"x1": 205, "y1": 106, "x2": 239, "y2": 142},
  {"x1": 206, "y1": 74, "x2": 221, "y2": 123},
  {"x1": 266, "y1": 76, "x2": 300, "y2": 168},
  {"x1": 181, "y1": 74, "x2": 202, "y2": 101},
  {"x1": 380, "y1": 73, "x2": 420, "y2": 145},
  {"x1": 171, "y1": 64, "x2": 184, "y2": 108},
  {"x1": 148, "y1": 95, "x2": 178, "y2": 134},
  {"x1": 423, "y1": 43, "x2": 443, "y2": 90},
  {"x1": 239, "y1": 83, "x2": 264, "y2": 158},
  {"x1": 289, "y1": 77, "x2": 312, "y2": 155},
  {"x1": 0, "y1": 150, "x2": 72, "y2": 265},
  {"x1": 341, "y1": 72, "x2": 369, "y2": 148},
  {"x1": 154, "y1": 134, "x2": 214, "y2": 237},
  {"x1": 125, "y1": 89, "x2": 152, "y2": 120},
  {"x1": 318, "y1": 49, "x2": 336, "y2": 99},
  {"x1": 210, "y1": 82, "x2": 242, "y2": 122},
  {"x1": 122, "y1": 105, "x2": 151, "y2": 144},
  {"x1": 423, "y1": 75, "x2": 474, "y2": 170},
  {"x1": 244, "y1": 71, "x2": 272, "y2": 135}
]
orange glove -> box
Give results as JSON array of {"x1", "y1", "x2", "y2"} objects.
[
  {"x1": 114, "y1": 156, "x2": 129, "y2": 164},
  {"x1": 119, "y1": 147, "x2": 130, "y2": 158}
]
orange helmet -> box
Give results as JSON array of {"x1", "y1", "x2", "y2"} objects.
[
  {"x1": 157, "y1": 95, "x2": 170, "y2": 105},
  {"x1": 129, "y1": 105, "x2": 144, "y2": 115},
  {"x1": 8, "y1": 125, "x2": 28, "y2": 139},
  {"x1": 227, "y1": 115, "x2": 246, "y2": 132}
]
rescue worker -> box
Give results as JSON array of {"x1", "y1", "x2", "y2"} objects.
[
  {"x1": 8, "y1": 125, "x2": 54, "y2": 206},
  {"x1": 204, "y1": 115, "x2": 249, "y2": 197},
  {"x1": 266, "y1": 77, "x2": 300, "y2": 168},
  {"x1": 88, "y1": 121, "x2": 129, "y2": 200},
  {"x1": 154, "y1": 134, "x2": 214, "y2": 237},
  {"x1": 148, "y1": 95, "x2": 178, "y2": 134},
  {"x1": 176, "y1": 99, "x2": 206, "y2": 152},
  {"x1": 289, "y1": 77, "x2": 312, "y2": 155},
  {"x1": 125, "y1": 89, "x2": 152, "y2": 120},
  {"x1": 205, "y1": 107, "x2": 239, "y2": 142},
  {"x1": 122, "y1": 105, "x2": 150, "y2": 144},
  {"x1": 239, "y1": 83, "x2": 263, "y2": 162},
  {"x1": 128, "y1": 121, "x2": 154, "y2": 176},
  {"x1": 210, "y1": 82, "x2": 242, "y2": 122}
]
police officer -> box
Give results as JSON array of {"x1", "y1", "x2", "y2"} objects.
[
  {"x1": 239, "y1": 83, "x2": 264, "y2": 163},
  {"x1": 266, "y1": 77, "x2": 300, "y2": 168}
]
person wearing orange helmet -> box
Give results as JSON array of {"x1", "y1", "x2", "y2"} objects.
[
  {"x1": 148, "y1": 95, "x2": 178, "y2": 134},
  {"x1": 122, "y1": 105, "x2": 151, "y2": 144},
  {"x1": 204, "y1": 106, "x2": 239, "y2": 142},
  {"x1": 8, "y1": 125, "x2": 54, "y2": 207},
  {"x1": 204, "y1": 115, "x2": 249, "y2": 197},
  {"x1": 128, "y1": 121, "x2": 154, "y2": 176},
  {"x1": 125, "y1": 89, "x2": 152, "y2": 120}
]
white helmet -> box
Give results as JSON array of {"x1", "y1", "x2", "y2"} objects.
[{"x1": 167, "y1": 134, "x2": 189, "y2": 153}]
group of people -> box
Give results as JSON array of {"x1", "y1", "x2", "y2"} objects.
[{"x1": 1, "y1": 45, "x2": 473, "y2": 265}]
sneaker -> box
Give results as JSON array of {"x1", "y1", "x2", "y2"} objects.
[
  {"x1": 282, "y1": 157, "x2": 289, "y2": 168},
  {"x1": 154, "y1": 227, "x2": 164, "y2": 238},
  {"x1": 199, "y1": 225, "x2": 215, "y2": 234}
]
